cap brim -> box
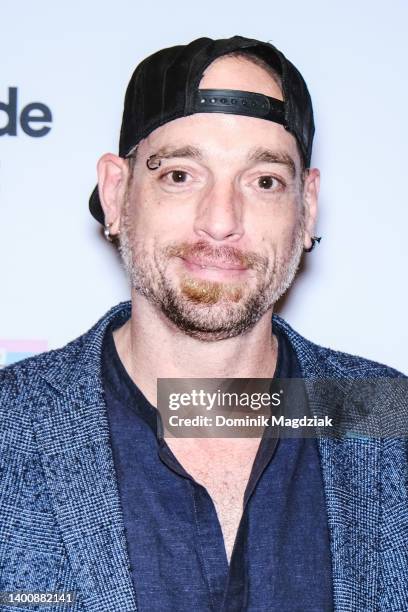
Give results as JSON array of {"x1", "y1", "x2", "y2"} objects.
[{"x1": 89, "y1": 185, "x2": 105, "y2": 225}]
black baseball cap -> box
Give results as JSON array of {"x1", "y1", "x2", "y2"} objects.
[{"x1": 89, "y1": 35, "x2": 315, "y2": 225}]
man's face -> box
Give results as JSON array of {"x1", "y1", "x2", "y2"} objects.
[{"x1": 116, "y1": 56, "x2": 315, "y2": 341}]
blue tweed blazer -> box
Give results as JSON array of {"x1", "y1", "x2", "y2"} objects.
[{"x1": 1, "y1": 301, "x2": 407, "y2": 612}]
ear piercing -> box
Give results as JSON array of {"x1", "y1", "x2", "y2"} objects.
[
  {"x1": 104, "y1": 223, "x2": 120, "y2": 242},
  {"x1": 304, "y1": 236, "x2": 322, "y2": 253}
]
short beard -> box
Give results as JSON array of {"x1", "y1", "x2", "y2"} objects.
[{"x1": 118, "y1": 203, "x2": 305, "y2": 341}]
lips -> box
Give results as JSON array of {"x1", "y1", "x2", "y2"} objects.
[{"x1": 181, "y1": 256, "x2": 248, "y2": 271}]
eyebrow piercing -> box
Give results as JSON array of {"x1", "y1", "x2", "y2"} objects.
[{"x1": 146, "y1": 154, "x2": 161, "y2": 170}]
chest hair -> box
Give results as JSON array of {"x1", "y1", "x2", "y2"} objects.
[{"x1": 165, "y1": 438, "x2": 260, "y2": 562}]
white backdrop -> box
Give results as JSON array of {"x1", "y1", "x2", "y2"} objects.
[{"x1": 1, "y1": 0, "x2": 407, "y2": 371}]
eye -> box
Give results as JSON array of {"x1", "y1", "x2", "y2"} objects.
[
  {"x1": 258, "y1": 175, "x2": 279, "y2": 190},
  {"x1": 158, "y1": 167, "x2": 203, "y2": 192},
  {"x1": 170, "y1": 170, "x2": 188, "y2": 183}
]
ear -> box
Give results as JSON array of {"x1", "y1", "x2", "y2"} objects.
[
  {"x1": 302, "y1": 167, "x2": 320, "y2": 250},
  {"x1": 96, "y1": 153, "x2": 129, "y2": 234}
]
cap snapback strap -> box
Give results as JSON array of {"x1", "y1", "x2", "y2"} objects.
[{"x1": 194, "y1": 89, "x2": 285, "y2": 125}]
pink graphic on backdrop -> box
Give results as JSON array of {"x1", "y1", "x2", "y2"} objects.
[{"x1": 0, "y1": 339, "x2": 48, "y2": 368}]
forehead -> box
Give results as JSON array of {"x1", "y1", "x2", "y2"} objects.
[{"x1": 140, "y1": 114, "x2": 298, "y2": 166}]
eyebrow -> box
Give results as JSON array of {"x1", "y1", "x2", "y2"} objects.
[
  {"x1": 247, "y1": 147, "x2": 297, "y2": 178},
  {"x1": 148, "y1": 145, "x2": 203, "y2": 161}
]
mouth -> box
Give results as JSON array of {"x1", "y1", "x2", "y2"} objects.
[
  {"x1": 178, "y1": 256, "x2": 249, "y2": 280},
  {"x1": 181, "y1": 256, "x2": 248, "y2": 271}
]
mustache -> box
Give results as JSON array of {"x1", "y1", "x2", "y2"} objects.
[{"x1": 164, "y1": 240, "x2": 268, "y2": 271}]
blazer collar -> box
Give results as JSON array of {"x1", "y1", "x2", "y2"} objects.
[{"x1": 33, "y1": 301, "x2": 138, "y2": 611}]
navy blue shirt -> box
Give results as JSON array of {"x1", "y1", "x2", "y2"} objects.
[{"x1": 102, "y1": 318, "x2": 333, "y2": 611}]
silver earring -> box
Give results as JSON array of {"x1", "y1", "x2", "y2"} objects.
[
  {"x1": 104, "y1": 223, "x2": 119, "y2": 242},
  {"x1": 104, "y1": 223, "x2": 113, "y2": 242}
]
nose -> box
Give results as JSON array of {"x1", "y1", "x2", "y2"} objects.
[{"x1": 193, "y1": 178, "x2": 244, "y2": 242}]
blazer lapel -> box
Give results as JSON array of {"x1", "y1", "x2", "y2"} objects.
[
  {"x1": 316, "y1": 435, "x2": 381, "y2": 611},
  {"x1": 273, "y1": 315, "x2": 381, "y2": 611},
  {"x1": 31, "y1": 303, "x2": 138, "y2": 612}
]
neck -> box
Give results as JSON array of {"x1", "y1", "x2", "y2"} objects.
[{"x1": 113, "y1": 292, "x2": 278, "y2": 407}]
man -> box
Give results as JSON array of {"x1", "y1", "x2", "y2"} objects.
[{"x1": 0, "y1": 36, "x2": 407, "y2": 612}]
